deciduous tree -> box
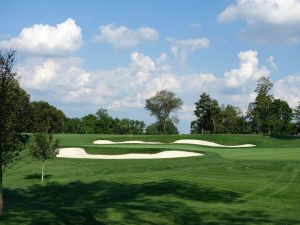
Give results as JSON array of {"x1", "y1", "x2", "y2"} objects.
[
  {"x1": 29, "y1": 133, "x2": 60, "y2": 182},
  {"x1": 145, "y1": 90, "x2": 183, "y2": 134},
  {"x1": 0, "y1": 50, "x2": 30, "y2": 213}
]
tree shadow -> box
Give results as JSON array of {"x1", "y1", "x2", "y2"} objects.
[
  {"x1": 270, "y1": 134, "x2": 300, "y2": 140},
  {"x1": 24, "y1": 173, "x2": 53, "y2": 180},
  {"x1": 1, "y1": 180, "x2": 297, "y2": 225}
]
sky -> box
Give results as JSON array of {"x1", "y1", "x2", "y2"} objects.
[{"x1": 1, "y1": 0, "x2": 300, "y2": 133}]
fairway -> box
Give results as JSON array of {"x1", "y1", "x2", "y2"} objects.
[{"x1": 1, "y1": 134, "x2": 300, "y2": 224}]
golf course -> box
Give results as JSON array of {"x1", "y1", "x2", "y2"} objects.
[{"x1": 1, "y1": 134, "x2": 299, "y2": 224}]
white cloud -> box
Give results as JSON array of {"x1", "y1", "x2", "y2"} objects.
[
  {"x1": 0, "y1": 18, "x2": 82, "y2": 54},
  {"x1": 18, "y1": 57, "x2": 90, "y2": 91},
  {"x1": 218, "y1": 0, "x2": 300, "y2": 44},
  {"x1": 167, "y1": 37, "x2": 210, "y2": 65},
  {"x1": 93, "y1": 24, "x2": 158, "y2": 49},
  {"x1": 188, "y1": 23, "x2": 201, "y2": 29},
  {"x1": 18, "y1": 49, "x2": 299, "y2": 125},
  {"x1": 273, "y1": 75, "x2": 300, "y2": 108},
  {"x1": 267, "y1": 56, "x2": 277, "y2": 71},
  {"x1": 224, "y1": 50, "x2": 269, "y2": 88}
]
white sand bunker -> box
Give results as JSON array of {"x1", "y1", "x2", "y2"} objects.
[
  {"x1": 93, "y1": 139, "x2": 255, "y2": 148},
  {"x1": 57, "y1": 148, "x2": 203, "y2": 159},
  {"x1": 173, "y1": 139, "x2": 255, "y2": 147},
  {"x1": 93, "y1": 140, "x2": 161, "y2": 144}
]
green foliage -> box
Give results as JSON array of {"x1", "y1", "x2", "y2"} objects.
[
  {"x1": 64, "y1": 118, "x2": 83, "y2": 133},
  {"x1": 29, "y1": 133, "x2": 60, "y2": 161},
  {"x1": 29, "y1": 133, "x2": 60, "y2": 181},
  {"x1": 145, "y1": 90, "x2": 183, "y2": 134},
  {"x1": 193, "y1": 92, "x2": 221, "y2": 134},
  {"x1": 247, "y1": 77, "x2": 274, "y2": 134},
  {"x1": 294, "y1": 102, "x2": 300, "y2": 134},
  {"x1": 146, "y1": 120, "x2": 179, "y2": 135},
  {"x1": 29, "y1": 101, "x2": 66, "y2": 133},
  {"x1": 269, "y1": 99, "x2": 293, "y2": 135},
  {"x1": 82, "y1": 114, "x2": 97, "y2": 134},
  {"x1": 145, "y1": 123, "x2": 159, "y2": 135},
  {"x1": 0, "y1": 50, "x2": 30, "y2": 167}
]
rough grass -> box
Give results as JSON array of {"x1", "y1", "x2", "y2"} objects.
[{"x1": 1, "y1": 134, "x2": 300, "y2": 225}]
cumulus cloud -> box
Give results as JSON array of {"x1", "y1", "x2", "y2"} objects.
[
  {"x1": 224, "y1": 50, "x2": 269, "y2": 88},
  {"x1": 18, "y1": 57, "x2": 91, "y2": 91},
  {"x1": 167, "y1": 37, "x2": 210, "y2": 65},
  {"x1": 273, "y1": 75, "x2": 300, "y2": 108},
  {"x1": 18, "y1": 48, "x2": 299, "y2": 125},
  {"x1": 0, "y1": 18, "x2": 82, "y2": 54},
  {"x1": 218, "y1": 0, "x2": 300, "y2": 44},
  {"x1": 93, "y1": 24, "x2": 158, "y2": 49},
  {"x1": 267, "y1": 56, "x2": 277, "y2": 71}
]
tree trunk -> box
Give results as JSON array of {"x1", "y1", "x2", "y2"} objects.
[
  {"x1": 211, "y1": 115, "x2": 216, "y2": 133},
  {"x1": 0, "y1": 161, "x2": 3, "y2": 214},
  {"x1": 201, "y1": 128, "x2": 204, "y2": 134},
  {"x1": 41, "y1": 160, "x2": 44, "y2": 182},
  {"x1": 163, "y1": 118, "x2": 167, "y2": 135}
]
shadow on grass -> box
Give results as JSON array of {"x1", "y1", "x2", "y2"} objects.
[
  {"x1": 270, "y1": 134, "x2": 300, "y2": 140},
  {"x1": 1, "y1": 180, "x2": 296, "y2": 225},
  {"x1": 24, "y1": 173, "x2": 53, "y2": 180}
]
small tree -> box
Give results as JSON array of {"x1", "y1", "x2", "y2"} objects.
[
  {"x1": 29, "y1": 133, "x2": 60, "y2": 182},
  {"x1": 145, "y1": 90, "x2": 183, "y2": 134}
]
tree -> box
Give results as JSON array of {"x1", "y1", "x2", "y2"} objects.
[
  {"x1": 82, "y1": 114, "x2": 97, "y2": 134},
  {"x1": 29, "y1": 101, "x2": 66, "y2": 133},
  {"x1": 0, "y1": 50, "x2": 30, "y2": 213},
  {"x1": 95, "y1": 108, "x2": 115, "y2": 134},
  {"x1": 193, "y1": 92, "x2": 220, "y2": 134},
  {"x1": 248, "y1": 77, "x2": 273, "y2": 134},
  {"x1": 145, "y1": 90, "x2": 183, "y2": 134},
  {"x1": 269, "y1": 99, "x2": 292, "y2": 135},
  {"x1": 220, "y1": 105, "x2": 245, "y2": 133},
  {"x1": 145, "y1": 123, "x2": 159, "y2": 135},
  {"x1": 294, "y1": 102, "x2": 300, "y2": 135},
  {"x1": 29, "y1": 133, "x2": 60, "y2": 182},
  {"x1": 64, "y1": 118, "x2": 83, "y2": 133}
]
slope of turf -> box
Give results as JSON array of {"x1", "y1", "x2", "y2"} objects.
[
  {"x1": 56, "y1": 133, "x2": 300, "y2": 148},
  {"x1": 1, "y1": 134, "x2": 300, "y2": 224}
]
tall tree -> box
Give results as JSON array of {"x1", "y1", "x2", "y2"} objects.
[
  {"x1": 0, "y1": 50, "x2": 30, "y2": 213},
  {"x1": 193, "y1": 92, "x2": 220, "y2": 134},
  {"x1": 221, "y1": 105, "x2": 243, "y2": 133},
  {"x1": 248, "y1": 77, "x2": 273, "y2": 134},
  {"x1": 269, "y1": 99, "x2": 292, "y2": 135},
  {"x1": 95, "y1": 108, "x2": 114, "y2": 134},
  {"x1": 145, "y1": 90, "x2": 183, "y2": 134},
  {"x1": 294, "y1": 102, "x2": 300, "y2": 135},
  {"x1": 29, "y1": 133, "x2": 60, "y2": 182},
  {"x1": 82, "y1": 114, "x2": 97, "y2": 134},
  {"x1": 29, "y1": 101, "x2": 66, "y2": 133}
]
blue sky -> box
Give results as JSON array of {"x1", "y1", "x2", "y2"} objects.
[{"x1": 1, "y1": 0, "x2": 300, "y2": 133}]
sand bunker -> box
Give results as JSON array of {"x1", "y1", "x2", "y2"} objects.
[
  {"x1": 173, "y1": 139, "x2": 255, "y2": 147},
  {"x1": 93, "y1": 139, "x2": 255, "y2": 147},
  {"x1": 93, "y1": 140, "x2": 161, "y2": 144},
  {"x1": 57, "y1": 148, "x2": 203, "y2": 159}
]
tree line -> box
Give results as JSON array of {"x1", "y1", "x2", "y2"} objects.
[{"x1": 191, "y1": 77, "x2": 300, "y2": 135}]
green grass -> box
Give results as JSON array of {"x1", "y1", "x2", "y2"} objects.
[
  {"x1": 56, "y1": 133, "x2": 300, "y2": 148},
  {"x1": 1, "y1": 134, "x2": 300, "y2": 224}
]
